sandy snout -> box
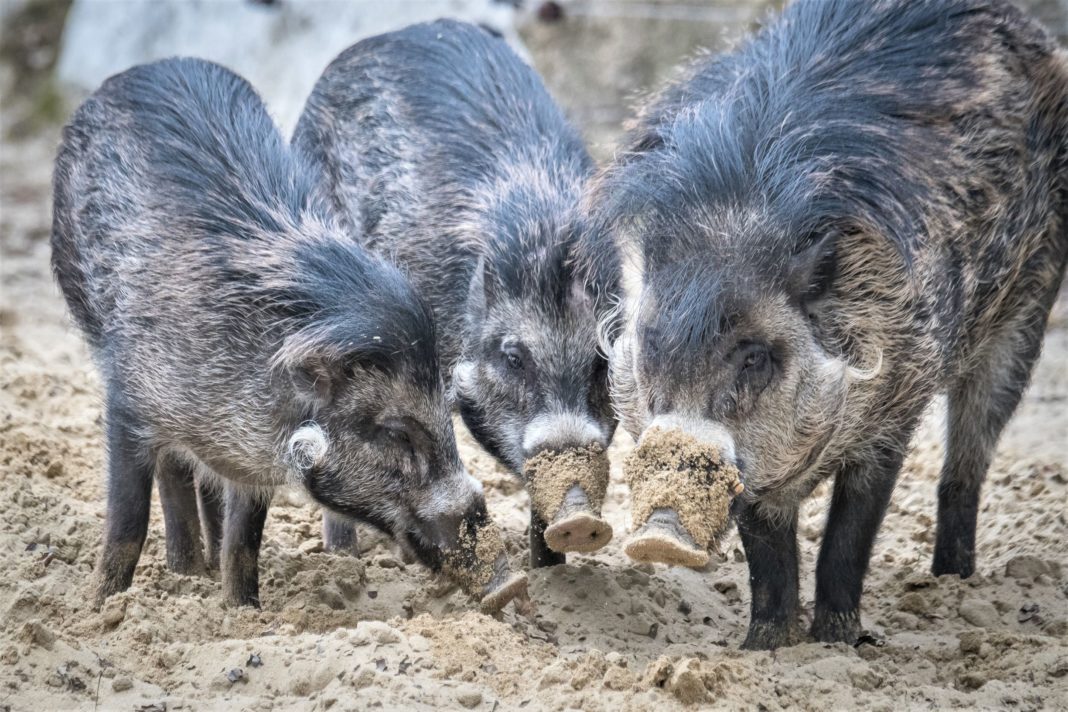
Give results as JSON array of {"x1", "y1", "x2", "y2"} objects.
[
  {"x1": 523, "y1": 444, "x2": 613, "y2": 554},
  {"x1": 623, "y1": 427, "x2": 743, "y2": 568},
  {"x1": 442, "y1": 520, "x2": 529, "y2": 613}
]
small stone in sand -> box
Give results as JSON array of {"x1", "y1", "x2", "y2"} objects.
[
  {"x1": 958, "y1": 598, "x2": 999, "y2": 628},
  {"x1": 455, "y1": 688, "x2": 483, "y2": 708}
]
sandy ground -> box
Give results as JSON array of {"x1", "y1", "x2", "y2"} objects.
[{"x1": 2, "y1": 115, "x2": 1067, "y2": 712}]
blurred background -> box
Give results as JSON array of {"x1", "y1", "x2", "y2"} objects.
[
  {"x1": 2, "y1": 0, "x2": 1064, "y2": 158},
  {"x1": 0, "y1": 0, "x2": 1065, "y2": 304},
  {"x1": 2, "y1": 0, "x2": 1064, "y2": 327}
]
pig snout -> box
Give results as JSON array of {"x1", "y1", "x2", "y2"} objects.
[
  {"x1": 622, "y1": 416, "x2": 744, "y2": 569},
  {"x1": 522, "y1": 413, "x2": 614, "y2": 555},
  {"x1": 407, "y1": 469, "x2": 486, "y2": 565},
  {"x1": 423, "y1": 490, "x2": 529, "y2": 613},
  {"x1": 521, "y1": 411, "x2": 607, "y2": 459}
]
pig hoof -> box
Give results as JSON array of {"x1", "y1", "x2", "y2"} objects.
[
  {"x1": 810, "y1": 609, "x2": 861, "y2": 644},
  {"x1": 623, "y1": 508, "x2": 709, "y2": 569},
  {"x1": 740, "y1": 620, "x2": 802, "y2": 650},
  {"x1": 480, "y1": 572, "x2": 529, "y2": 614},
  {"x1": 544, "y1": 511, "x2": 613, "y2": 554}
]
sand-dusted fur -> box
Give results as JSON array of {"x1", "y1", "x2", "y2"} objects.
[
  {"x1": 524, "y1": 444, "x2": 610, "y2": 521},
  {"x1": 589, "y1": 0, "x2": 1068, "y2": 649},
  {"x1": 625, "y1": 428, "x2": 741, "y2": 551},
  {"x1": 51, "y1": 58, "x2": 490, "y2": 608},
  {"x1": 293, "y1": 20, "x2": 621, "y2": 567}
]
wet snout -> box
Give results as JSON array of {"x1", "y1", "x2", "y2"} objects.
[{"x1": 522, "y1": 412, "x2": 613, "y2": 554}]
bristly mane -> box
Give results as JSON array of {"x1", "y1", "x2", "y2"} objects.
[
  {"x1": 107, "y1": 58, "x2": 438, "y2": 380},
  {"x1": 590, "y1": 0, "x2": 1024, "y2": 269}
]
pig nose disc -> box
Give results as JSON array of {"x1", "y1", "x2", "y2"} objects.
[
  {"x1": 544, "y1": 511, "x2": 614, "y2": 554},
  {"x1": 624, "y1": 508, "x2": 710, "y2": 569},
  {"x1": 480, "y1": 572, "x2": 529, "y2": 613}
]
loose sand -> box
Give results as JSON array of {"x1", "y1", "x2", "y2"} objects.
[{"x1": 2, "y1": 127, "x2": 1067, "y2": 711}]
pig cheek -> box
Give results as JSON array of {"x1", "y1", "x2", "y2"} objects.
[{"x1": 775, "y1": 358, "x2": 849, "y2": 480}]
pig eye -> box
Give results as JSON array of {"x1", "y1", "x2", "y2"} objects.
[
  {"x1": 380, "y1": 420, "x2": 417, "y2": 459},
  {"x1": 735, "y1": 342, "x2": 773, "y2": 387},
  {"x1": 387, "y1": 428, "x2": 411, "y2": 447},
  {"x1": 742, "y1": 348, "x2": 767, "y2": 371},
  {"x1": 501, "y1": 345, "x2": 524, "y2": 371}
]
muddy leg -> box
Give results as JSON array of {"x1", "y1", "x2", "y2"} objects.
[
  {"x1": 221, "y1": 484, "x2": 270, "y2": 608},
  {"x1": 96, "y1": 390, "x2": 154, "y2": 606},
  {"x1": 196, "y1": 478, "x2": 224, "y2": 570},
  {"x1": 156, "y1": 453, "x2": 207, "y2": 576},
  {"x1": 811, "y1": 442, "x2": 906, "y2": 644},
  {"x1": 735, "y1": 498, "x2": 800, "y2": 650},
  {"x1": 322, "y1": 511, "x2": 359, "y2": 555},
  {"x1": 529, "y1": 510, "x2": 565, "y2": 568}
]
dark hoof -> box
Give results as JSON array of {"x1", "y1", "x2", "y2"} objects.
[
  {"x1": 166, "y1": 552, "x2": 208, "y2": 577},
  {"x1": 741, "y1": 619, "x2": 803, "y2": 650},
  {"x1": 931, "y1": 552, "x2": 975, "y2": 579},
  {"x1": 810, "y1": 609, "x2": 862, "y2": 645},
  {"x1": 224, "y1": 594, "x2": 261, "y2": 609}
]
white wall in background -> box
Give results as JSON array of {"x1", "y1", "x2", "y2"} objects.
[{"x1": 55, "y1": 0, "x2": 522, "y2": 135}]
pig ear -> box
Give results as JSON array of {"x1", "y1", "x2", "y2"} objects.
[
  {"x1": 288, "y1": 353, "x2": 343, "y2": 409},
  {"x1": 466, "y1": 257, "x2": 501, "y2": 321},
  {"x1": 568, "y1": 277, "x2": 596, "y2": 316},
  {"x1": 789, "y1": 229, "x2": 839, "y2": 302}
]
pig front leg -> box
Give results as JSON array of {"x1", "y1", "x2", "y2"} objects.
[
  {"x1": 221, "y1": 485, "x2": 271, "y2": 608},
  {"x1": 529, "y1": 510, "x2": 565, "y2": 568},
  {"x1": 735, "y1": 499, "x2": 801, "y2": 649},
  {"x1": 811, "y1": 442, "x2": 906, "y2": 644}
]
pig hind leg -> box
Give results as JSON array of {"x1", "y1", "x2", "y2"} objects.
[
  {"x1": 221, "y1": 483, "x2": 271, "y2": 607},
  {"x1": 322, "y1": 511, "x2": 360, "y2": 556},
  {"x1": 811, "y1": 437, "x2": 912, "y2": 644},
  {"x1": 735, "y1": 499, "x2": 801, "y2": 650},
  {"x1": 934, "y1": 296, "x2": 1059, "y2": 578},
  {"x1": 156, "y1": 452, "x2": 208, "y2": 576},
  {"x1": 96, "y1": 388, "x2": 154, "y2": 606},
  {"x1": 196, "y1": 477, "x2": 224, "y2": 570}
]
